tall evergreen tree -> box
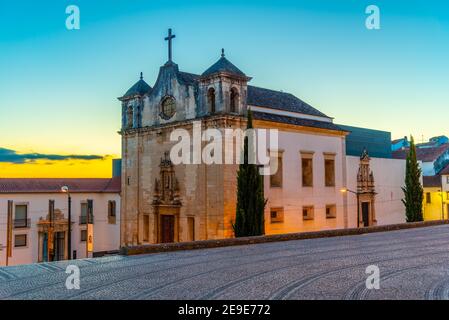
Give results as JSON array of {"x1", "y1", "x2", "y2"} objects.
[
  {"x1": 402, "y1": 136, "x2": 424, "y2": 222},
  {"x1": 233, "y1": 110, "x2": 266, "y2": 237}
]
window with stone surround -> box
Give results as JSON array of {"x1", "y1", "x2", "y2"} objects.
[
  {"x1": 303, "y1": 206, "x2": 314, "y2": 220},
  {"x1": 324, "y1": 158, "x2": 335, "y2": 187},
  {"x1": 326, "y1": 204, "x2": 337, "y2": 219},
  {"x1": 230, "y1": 87, "x2": 239, "y2": 113},
  {"x1": 270, "y1": 207, "x2": 284, "y2": 223},
  {"x1": 108, "y1": 200, "x2": 116, "y2": 224},
  {"x1": 127, "y1": 105, "x2": 133, "y2": 128},
  {"x1": 270, "y1": 154, "x2": 283, "y2": 188},
  {"x1": 208, "y1": 87, "x2": 216, "y2": 113},
  {"x1": 301, "y1": 153, "x2": 314, "y2": 187}
]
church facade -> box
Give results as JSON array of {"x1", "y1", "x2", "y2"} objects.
[{"x1": 119, "y1": 30, "x2": 406, "y2": 247}]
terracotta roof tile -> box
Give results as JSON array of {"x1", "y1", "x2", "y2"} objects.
[
  {"x1": 423, "y1": 175, "x2": 441, "y2": 188},
  {"x1": 252, "y1": 111, "x2": 346, "y2": 132},
  {"x1": 0, "y1": 177, "x2": 121, "y2": 193}
]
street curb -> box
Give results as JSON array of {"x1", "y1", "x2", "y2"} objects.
[{"x1": 120, "y1": 220, "x2": 449, "y2": 256}]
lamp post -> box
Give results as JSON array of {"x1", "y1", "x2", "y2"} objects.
[
  {"x1": 341, "y1": 188, "x2": 361, "y2": 228},
  {"x1": 61, "y1": 186, "x2": 72, "y2": 260}
]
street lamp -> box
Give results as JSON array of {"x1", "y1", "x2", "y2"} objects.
[
  {"x1": 61, "y1": 186, "x2": 72, "y2": 260},
  {"x1": 340, "y1": 187, "x2": 361, "y2": 228}
]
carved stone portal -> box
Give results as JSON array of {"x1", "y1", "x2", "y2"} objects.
[
  {"x1": 37, "y1": 209, "x2": 69, "y2": 262},
  {"x1": 152, "y1": 151, "x2": 181, "y2": 243},
  {"x1": 357, "y1": 149, "x2": 377, "y2": 227}
]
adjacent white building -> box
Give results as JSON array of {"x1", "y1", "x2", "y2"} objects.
[{"x1": 0, "y1": 178, "x2": 120, "y2": 266}]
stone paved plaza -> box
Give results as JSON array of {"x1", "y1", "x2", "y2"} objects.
[{"x1": 2, "y1": 225, "x2": 449, "y2": 300}]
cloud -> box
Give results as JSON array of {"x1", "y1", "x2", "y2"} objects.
[{"x1": 0, "y1": 147, "x2": 105, "y2": 164}]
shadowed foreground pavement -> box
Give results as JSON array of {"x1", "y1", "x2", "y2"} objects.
[{"x1": 2, "y1": 225, "x2": 449, "y2": 300}]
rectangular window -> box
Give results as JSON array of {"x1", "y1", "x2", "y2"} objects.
[
  {"x1": 447, "y1": 176, "x2": 449, "y2": 184},
  {"x1": 303, "y1": 206, "x2": 314, "y2": 220},
  {"x1": 14, "y1": 234, "x2": 27, "y2": 247},
  {"x1": 426, "y1": 192, "x2": 431, "y2": 204},
  {"x1": 270, "y1": 155, "x2": 283, "y2": 188},
  {"x1": 270, "y1": 208, "x2": 284, "y2": 223},
  {"x1": 80, "y1": 229, "x2": 87, "y2": 242},
  {"x1": 324, "y1": 159, "x2": 335, "y2": 187},
  {"x1": 326, "y1": 205, "x2": 337, "y2": 219},
  {"x1": 80, "y1": 201, "x2": 94, "y2": 224},
  {"x1": 14, "y1": 204, "x2": 29, "y2": 228},
  {"x1": 302, "y1": 158, "x2": 313, "y2": 187},
  {"x1": 108, "y1": 200, "x2": 117, "y2": 224},
  {"x1": 80, "y1": 202, "x2": 88, "y2": 224}
]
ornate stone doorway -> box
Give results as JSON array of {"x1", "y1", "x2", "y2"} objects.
[
  {"x1": 361, "y1": 202, "x2": 370, "y2": 227},
  {"x1": 160, "y1": 215, "x2": 175, "y2": 243},
  {"x1": 152, "y1": 151, "x2": 182, "y2": 243},
  {"x1": 357, "y1": 149, "x2": 377, "y2": 227},
  {"x1": 37, "y1": 209, "x2": 69, "y2": 262}
]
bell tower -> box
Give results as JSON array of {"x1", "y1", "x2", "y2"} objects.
[{"x1": 198, "y1": 49, "x2": 252, "y2": 116}]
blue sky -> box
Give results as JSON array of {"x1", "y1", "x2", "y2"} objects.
[{"x1": 0, "y1": 0, "x2": 448, "y2": 162}]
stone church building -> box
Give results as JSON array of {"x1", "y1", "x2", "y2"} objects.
[{"x1": 119, "y1": 30, "x2": 406, "y2": 246}]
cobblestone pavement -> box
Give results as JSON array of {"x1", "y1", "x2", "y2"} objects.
[{"x1": 2, "y1": 225, "x2": 449, "y2": 300}]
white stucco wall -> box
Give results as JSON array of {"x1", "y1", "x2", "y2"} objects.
[
  {"x1": 345, "y1": 156, "x2": 406, "y2": 227},
  {"x1": 264, "y1": 128, "x2": 347, "y2": 234},
  {"x1": 0, "y1": 192, "x2": 120, "y2": 266}
]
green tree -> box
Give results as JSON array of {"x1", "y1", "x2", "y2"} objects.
[
  {"x1": 233, "y1": 110, "x2": 266, "y2": 237},
  {"x1": 402, "y1": 136, "x2": 424, "y2": 222}
]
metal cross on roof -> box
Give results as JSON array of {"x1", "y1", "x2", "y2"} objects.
[{"x1": 164, "y1": 28, "x2": 176, "y2": 62}]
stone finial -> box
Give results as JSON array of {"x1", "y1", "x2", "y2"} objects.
[
  {"x1": 140, "y1": 72, "x2": 143, "y2": 80},
  {"x1": 221, "y1": 48, "x2": 225, "y2": 58}
]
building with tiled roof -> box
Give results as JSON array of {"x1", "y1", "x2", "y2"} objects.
[
  {"x1": 0, "y1": 173, "x2": 121, "y2": 266},
  {"x1": 117, "y1": 29, "x2": 406, "y2": 247},
  {"x1": 0, "y1": 177, "x2": 120, "y2": 194}
]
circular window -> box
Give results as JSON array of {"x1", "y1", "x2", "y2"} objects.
[{"x1": 160, "y1": 96, "x2": 176, "y2": 119}]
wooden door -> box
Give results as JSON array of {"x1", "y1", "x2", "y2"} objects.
[
  {"x1": 362, "y1": 202, "x2": 370, "y2": 227},
  {"x1": 161, "y1": 215, "x2": 175, "y2": 243}
]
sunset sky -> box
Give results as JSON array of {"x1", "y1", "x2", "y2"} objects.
[{"x1": 1, "y1": 0, "x2": 448, "y2": 177}]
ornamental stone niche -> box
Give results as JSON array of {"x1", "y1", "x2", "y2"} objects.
[
  {"x1": 152, "y1": 151, "x2": 182, "y2": 243},
  {"x1": 357, "y1": 149, "x2": 377, "y2": 227}
]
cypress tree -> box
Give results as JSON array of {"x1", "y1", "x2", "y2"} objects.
[
  {"x1": 402, "y1": 136, "x2": 424, "y2": 222},
  {"x1": 233, "y1": 110, "x2": 266, "y2": 237}
]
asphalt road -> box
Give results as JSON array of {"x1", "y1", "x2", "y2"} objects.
[{"x1": 2, "y1": 225, "x2": 449, "y2": 300}]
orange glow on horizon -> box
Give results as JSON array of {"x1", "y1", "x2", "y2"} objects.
[{"x1": 0, "y1": 158, "x2": 115, "y2": 178}]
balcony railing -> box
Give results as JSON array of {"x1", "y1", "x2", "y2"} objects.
[
  {"x1": 79, "y1": 215, "x2": 94, "y2": 225},
  {"x1": 14, "y1": 218, "x2": 31, "y2": 229}
]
